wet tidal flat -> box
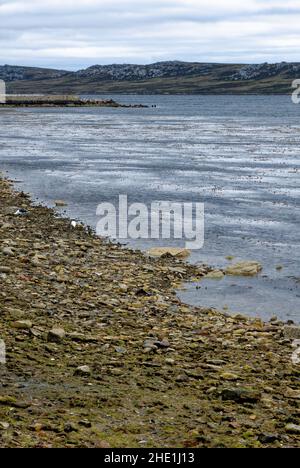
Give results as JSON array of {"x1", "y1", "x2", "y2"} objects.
[{"x1": 0, "y1": 95, "x2": 299, "y2": 322}]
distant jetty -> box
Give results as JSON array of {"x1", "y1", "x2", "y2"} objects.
[{"x1": 0, "y1": 94, "x2": 147, "y2": 108}]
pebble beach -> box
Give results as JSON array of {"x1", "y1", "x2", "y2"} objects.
[{"x1": 0, "y1": 174, "x2": 300, "y2": 448}]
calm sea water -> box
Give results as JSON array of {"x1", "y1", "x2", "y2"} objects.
[{"x1": 0, "y1": 95, "x2": 299, "y2": 322}]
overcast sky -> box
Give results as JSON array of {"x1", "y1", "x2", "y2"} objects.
[{"x1": 0, "y1": 0, "x2": 300, "y2": 70}]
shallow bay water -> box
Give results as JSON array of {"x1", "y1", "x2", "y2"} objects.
[{"x1": 0, "y1": 95, "x2": 299, "y2": 322}]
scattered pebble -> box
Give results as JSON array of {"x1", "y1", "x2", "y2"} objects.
[
  {"x1": 47, "y1": 328, "x2": 66, "y2": 344},
  {"x1": 74, "y1": 366, "x2": 92, "y2": 377},
  {"x1": 12, "y1": 320, "x2": 32, "y2": 330}
]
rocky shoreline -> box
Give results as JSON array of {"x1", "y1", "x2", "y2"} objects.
[{"x1": 0, "y1": 174, "x2": 299, "y2": 448}]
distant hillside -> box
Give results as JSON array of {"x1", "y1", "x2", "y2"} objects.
[
  {"x1": 2, "y1": 61, "x2": 299, "y2": 94},
  {"x1": 0, "y1": 65, "x2": 68, "y2": 82}
]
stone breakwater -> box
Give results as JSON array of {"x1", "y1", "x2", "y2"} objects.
[
  {"x1": 0, "y1": 175, "x2": 299, "y2": 448},
  {"x1": 0, "y1": 95, "x2": 147, "y2": 108}
]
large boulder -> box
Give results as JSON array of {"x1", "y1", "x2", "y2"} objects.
[
  {"x1": 226, "y1": 261, "x2": 262, "y2": 277},
  {"x1": 148, "y1": 247, "x2": 191, "y2": 259},
  {"x1": 205, "y1": 270, "x2": 225, "y2": 279}
]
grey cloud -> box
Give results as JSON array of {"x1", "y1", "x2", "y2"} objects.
[{"x1": 0, "y1": 0, "x2": 300, "y2": 68}]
